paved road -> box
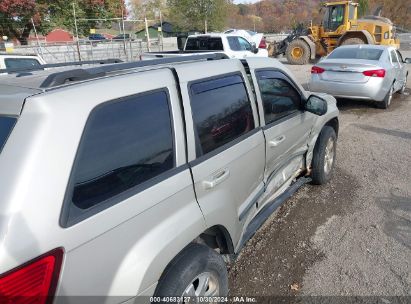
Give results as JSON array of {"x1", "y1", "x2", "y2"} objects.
[{"x1": 228, "y1": 57, "x2": 411, "y2": 297}]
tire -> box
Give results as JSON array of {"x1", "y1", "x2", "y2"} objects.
[
  {"x1": 400, "y1": 75, "x2": 407, "y2": 94},
  {"x1": 376, "y1": 85, "x2": 394, "y2": 109},
  {"x1": 341, "y1": 37, "x2": 365, "y2": 45},
  {"x1": 286, "y1": 39, "x2": 310, "y2": 65},
  {"x1": 154, "y1": 244, "x2": 228, "y2": 298},
  {"x1": 311, "y1": 126, "x2": 337, "y2": 185}
]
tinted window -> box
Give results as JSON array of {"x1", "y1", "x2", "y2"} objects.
[
  {"x1": 185, "y1": 37, "x2": 224, "y2": 51},
  {"x1": 67, "y1": 90, "x2": 174, "y2": 215},
  {"x1": 227, "y1": 37, "x2": 241, "y2": 51},
  {"x1": 349, "y1": 4, "x2": 355, "y2": 19},
  {"x1": 328, "y1": 48, "x2": 383, "y2": 60},
  {"x1": 238, "y1": 37, "x2": 252, "y2": 51},
  {"x1": 396, "y1": 50, "x2": 404, "y2": 63},
  {"x1": 190, "y1": 75, "x2": 255, "y2": 155},
  {"x1": 256, "y1": 71, "x2": 301, "y2": 124},
  {"x1": 4, "y1": 58, "x2": 41, "y2": 70},
  {"x1": 390, "y1": 50, "x2": 399, "y2": 63},
  {"x1": 0, "y1": 116, "x2": 16, "y2": 153}
]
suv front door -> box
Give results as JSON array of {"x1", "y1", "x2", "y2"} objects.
[{"x1": 253, "y1": 69, "x2": 316, "y2": 191}]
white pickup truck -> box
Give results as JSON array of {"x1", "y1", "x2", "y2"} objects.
[
  {"x1": 0, "y1": 53, "x2": 45, "y2": 70},
  {"x1": 141, "y1": 33, "x2": 269, "y2": 60}
]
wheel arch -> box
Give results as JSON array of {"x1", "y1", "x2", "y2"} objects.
[
  {"x1": 298, "y1": 36, "x2": 316, "y2": 59},
  {"x1": 338, "y1": 30, "x2": 374, "y2": 46},
  {"x1": 324, "y1": 117, "x2": 339, "y2": 138}
]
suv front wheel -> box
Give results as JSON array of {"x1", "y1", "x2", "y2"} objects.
[
  {"x1": 154, "y1": 243, "x2": 228, "y2": 299},
  {"x1": 311, "y1": 126, "x2": 337, "y2": 185}
]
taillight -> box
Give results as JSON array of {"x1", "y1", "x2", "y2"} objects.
[
  {"x1": 0, "y1": 248, "x2": 63, "y2": 304},
  {"x1": 311, "y1": 66, "x2": 325, "y2": 74},
  {"x1": 258, "y1": 38, "x2": 267, "y2": 49},
  {"x1": 362, "y1": 69, "x2": 385, "y2": 78}
]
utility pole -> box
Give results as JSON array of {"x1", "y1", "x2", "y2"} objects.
[
  {"x1": 160, "y1": 10, "x2": 163, "y2": 51},
  {"x1": 121, "y1": 3, "x2": 127, "y2": 59},
  {"x1": 73, "y1": 2, "x2": 82, "y2": 61},
  {"x1": 31, "y1": 18, "x2": 45, "y2": 59},
  {"x1": 145, "y1": 17, "x2": 151, "y2": 52}
]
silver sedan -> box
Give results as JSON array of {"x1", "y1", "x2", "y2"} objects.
[{"x1": 309, "y1": 45, "x2": 410, "y2": 109}]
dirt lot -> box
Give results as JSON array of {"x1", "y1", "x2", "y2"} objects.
[{"x1": 228, "y1": 54, "x2": 411, "y2": 297}]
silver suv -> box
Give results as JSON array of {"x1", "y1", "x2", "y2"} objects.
[{"x1": 0, "y1": 55, "x2": 338, "y2": 303}]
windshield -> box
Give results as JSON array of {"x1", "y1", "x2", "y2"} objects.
[
  {"x1": 0, "y1": 116, "x2": 17, "y2": 153},
  {"x1": 328, "y1": 48, "x2": 383, "y2": 60},
  {"x1": 185, "y1": 37, "x2": 224, "y2": 51}
]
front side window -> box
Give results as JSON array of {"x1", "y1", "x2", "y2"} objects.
[
  {"x1": 256, "y1": 70, "x2": 302, "y2": 125},
  {"x1": 64, "y1": 90, "x2": 174, "y2": 224},
  {"x1": 238, "y1": 37, "x2": 252, "y2": 51},
  {"x1": 396, "y1": 50, "x2": 404, "y2": 63},
  {"x1": 190, "y1": 75, "x2": 255, "y2": 155}
]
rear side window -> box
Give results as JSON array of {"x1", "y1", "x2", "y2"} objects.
[
  {"x1": 63, "y1": 90, "x2": 174, "y2": 225},
  {"x1": 185, "y1": 37, "x2": 224, "y2": 51},
  {"x1": 328, "y1": 48, "x2": 383, "y2": 60},
  {"x1": 4, "y1": 58, "x2": 41, "y2": 70},
  {"x1": 190, "y1": 75, "x2": 255, "y2": 156},
  {"x1": 0, "y1": 116, "x2": 16, "y2": 153},
  {"x1": 390, "y1": 50, "x2": 399, "y2": 63}
]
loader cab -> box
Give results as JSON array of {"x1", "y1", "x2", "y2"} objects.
[{"x1": 322, "y1": 2, "x2": 357, "y2": 33}]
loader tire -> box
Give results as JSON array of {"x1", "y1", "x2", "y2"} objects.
[
  {"x1": 341, "y1": 37, "x2": 365, "y2": 45},
  {"x1": 286, "y1": 39, "x2": 310, "y2": 65}
]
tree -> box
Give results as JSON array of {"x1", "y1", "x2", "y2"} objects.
[
  {"x1": 0, "y1": 0, "x2": 46, "y2": 44},
  {"x1": 167, "y1": 0, "x2": 229, "y2": 32},
  {"x1": 0, "y1": 0, "x2": 126, "y2": 44},
  {"x1": 358, "y1": 0, "x2": 369, "y2": 17}
]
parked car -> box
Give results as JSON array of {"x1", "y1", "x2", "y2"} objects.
[
  {"x1": 310, "y1": 45, "x2": 410, "y2": 109},
  {"x1": 0, "y1": 55, "x2": 338, "y2": 301},
  {"x1": 141, "y1": 33, "x2": 269, "y2": 60},
  {"x1": 112, "y1": 33, "x2": 132, "y2": 40},
  {"x1": 88, "y1": 33, "x2": 107, "y2": 41},
  {"x1": 0, "y1": 53, "x2": 45, "y2": 71},
  {"x1": 223, "y1": 29, "x2": 268, "y2": 55}
]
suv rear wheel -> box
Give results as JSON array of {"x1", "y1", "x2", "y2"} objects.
[
  {"x1": 311, "y1": 126, "x2": 337, "y2": 185},
  {"x1": 154, "y1": 244, "x2": 228, "y2": 298}
]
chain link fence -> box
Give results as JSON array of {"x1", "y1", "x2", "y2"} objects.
[{"x1": 11, "y1": 37, "x2": 178, "y2": 64}]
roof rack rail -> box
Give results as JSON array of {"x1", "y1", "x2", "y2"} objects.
[
  {"x1": 39, "y1": 53, "x2": 229, "y2": 88},
  {"x1": 0, "y1": 58, "x2": 123, "y2": 74}
]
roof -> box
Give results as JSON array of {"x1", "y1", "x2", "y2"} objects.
[
  {"x1": 151, "y1": 21, "x2": 173, "y2": 33},
  {"x1": 0, "y1": 54, "x2": 228, "y2": 91}
]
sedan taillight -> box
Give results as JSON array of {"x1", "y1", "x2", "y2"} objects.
[
  {"x1": 311, "y1": 66, "x2": 325, "y2": 74},
  {"x1": 362, "y1": 69, "x2": 386, "y2": 78},
  {"x1": 0, "y1": 248, "x2": 63, "y2": 304}
]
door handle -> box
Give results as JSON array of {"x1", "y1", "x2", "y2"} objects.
[
  {"x1": 203, "y1": 169, "x2": 230, "y2": 190},
  {"x1": 269, "y1": 135, "x2": 286, "y2": 148}
]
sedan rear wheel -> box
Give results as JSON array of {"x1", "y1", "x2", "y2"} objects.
[
  {"x1": 400, "y1": 75, "x2": 408, "y2": 94},
  {"x1": 377, "y1": 85, "x2": 394, "y2": 109}
]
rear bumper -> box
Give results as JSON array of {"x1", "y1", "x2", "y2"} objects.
[{"x1": 309, "y1": 76, "x2": 388, "y2": 102}]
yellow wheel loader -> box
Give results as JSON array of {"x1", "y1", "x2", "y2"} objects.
[{"x1": 271, "y1": 0, "x2": 400, "y2": 65}]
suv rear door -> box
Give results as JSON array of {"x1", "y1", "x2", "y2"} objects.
[
  {"x1": 250, "y1": 67, "x2": 316, "y2": 192},
  {"x1": 175, "y1": 60, "x2": 266, "y2": 245}
]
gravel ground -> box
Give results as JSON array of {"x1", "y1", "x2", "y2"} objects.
[{"x1": 228, "y1": 54, "x2": 411, "y2": 297}]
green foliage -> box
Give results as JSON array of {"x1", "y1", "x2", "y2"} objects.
[
  {"x1": 0, "y1": 0, "x2": 125, "y2": 44},
  {"x1": 358, "y1": 0, "x2": 369, "y2": 17},
  {"x1": 167, "y1": 0, "x2": 229, "y2": 32}
]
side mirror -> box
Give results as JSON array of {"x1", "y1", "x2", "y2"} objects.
[
  {"x1": 305, "y1": 95, "x2": 328, "y2": 116},
  {"x1": 405, "y1": 58, "x2": 411, "y2": 64},
  {"x1": 251, "y1": 42, "x2": 259, "y2": 54}
]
